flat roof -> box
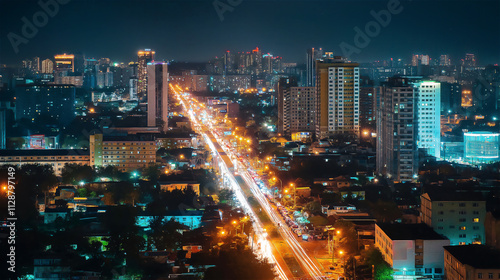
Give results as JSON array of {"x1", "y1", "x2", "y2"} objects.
[
  {"x1": 423, "y1": 191, "x2": 485, "y2": 202},
  {"x1": 444, "y1": 245, "x2": 500, "y2": 269},
  {"x1": 377, "y1": 223, "x2": 447, "y2": 240},
  {"x1": 0, "y1": 149, "x2": 89, "y2": 157}
]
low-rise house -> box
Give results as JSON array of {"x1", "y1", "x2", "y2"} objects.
[
  {"x1": 321, "y1": 202, "x2": 357, "y2": 216},
  {"x1": 159, "y1": 181, "x2": 200, "y2": 196},
  {"x1": 375, "y1": 223, "x2": 449, "y2": 279},
  {"x1": 136, "y1": 209, "x2": 204, "y2": 230},
  {"x1": 444, "y1": 245, "x2": 500, "y2": 280}
]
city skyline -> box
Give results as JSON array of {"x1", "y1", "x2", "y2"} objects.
[{"x1": 1, "y1": 0, "x2": 500, "y2": 66}]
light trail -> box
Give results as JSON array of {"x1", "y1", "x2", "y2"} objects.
[{"x1": 172, "y1": 85, "x2": 289, "y2": 280}]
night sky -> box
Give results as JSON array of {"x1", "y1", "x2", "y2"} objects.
[{"x1": 1, "y1": 0, "x2": 499, "y2": 66}]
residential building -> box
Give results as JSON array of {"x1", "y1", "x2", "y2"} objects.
[
  {"x1": 15, "y1": 84, "x2": 76, "y2": 126},
  {"x1": 159, "y1": 181, "x2": 200, "y2": 196},
  {"x1": 414, "y1": 80, "x2": 441, "y2": 158},
  {"x1": 376, "y1": 77, "x2": 418, "y2": 182},
  {"x1": 137, "y1": 49, "x2": 155, "y2": 100},
  {"x1": 0, "y1": 149, "x2": 90, "y2": 176},
  {"x1": 41, "y1": 59, "x2": 54, "y2": 73},
  {"x1": 315, "y1": 58, "x2": 360, "y2": 139},
  {"x1": 89, "y1": 134, "x2": 156, "y2": 172},
  {"x1": 439, "y1": 55, "x2": 451, "y2": 66},
  {"x1": 421, "y1": 191, "x2": 486, "y2": 245},
  {"x1": 147, "y1": 62, "x2": 169, "y2": 131},
  {"x1": 375, "y1": 223, "x2": 449, "y2": 279},
  {"x1": 485, "y1": 211, "x2": 500, "y2": 250},
  {"x1": 444, "y1": 245, "x2": 500, "y2": 280},
  {"x1": 277, "y1": 77, "x2": 298, "y2": 135},
  {"x1": 136, "y1": 209, "x2": 204, "y2": 230}
]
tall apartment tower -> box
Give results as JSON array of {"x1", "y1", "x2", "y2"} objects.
[
  {"x1": 137, "y1": 49, "x2": 155, "y2": 101},
  {"x1": 147, "y1": 62, "x2": 169, "y2": 132},
  {"x1": 306, "y1": 47, "x2": 323, "y2": 87},
  {"x1": 413, "y1": 81, "x2": 441, "y2": 158},
  {"x1": 41, "y1": 59, "x2": 54, "y2": 73},
  {"x1": 277, "y1": 77, "x2": 298, "y2": 135},
  {"x1": 439, "y1": 55, "x2": 451, "y2": 66},
  {"x1": 315, "y1": 58, "x2": 360, "y2": 139},
  {"x1": 376, "y1": 77, "x2": 418, "y2": 182}
]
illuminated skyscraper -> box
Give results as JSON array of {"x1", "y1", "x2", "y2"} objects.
[
  {"x1": 277, "y1": 77, "x2": 297, "y2": 135},
  {"x1": 54, "y1": 54, "x2": 75, "y2": 72},
  {"x1": 376, "y1": 77, "x2": 418, "y2": 182},
  {"x1": 41, "y1": 59, "x2": 54, "y2": 73},
  {"x1": 463, "y1": 53, "x2": 476, "y2": 67},
  {"x1": 137, "y1": 49, "x2": 155, "y2": 101},
  {"x1": 306, "y1": 47, "x2": 323, "y2": 87},
  {"x1": 315, "y1": 57, "x2": 360, "y2": 139},
  {"x1": 147, "y1": 62, "x2": 168, "y2": 132},
  {"x1": 439, "y1": 55, "x2": 451, "y2": 66},
  {"x1": 414, "y1": 80, "x2": 441, "y2": 158}
]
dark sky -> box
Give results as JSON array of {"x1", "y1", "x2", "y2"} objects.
[{"x1": 1, "y1": 0, "x2": 499, "y2": 66}]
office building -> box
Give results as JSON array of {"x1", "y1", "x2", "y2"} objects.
[
  {"x1": 440, "y1": 82, "x2": 462, "y2": 114},
  {"x1": 444, "y1": 245, "x2": 500, "y2": 280},
  {"x1": 41, "y1": 59, "x2": 54, "y2": 74},
  {"x1": 464, "y1": 132, "x2": 500, "y2": 164},
  {"x1": 15, "y1": 84, "x2": 76, "y2": 126},
  {"x1": 421, "y1": 191, "x2": 486, "y2": 245},
  {"x1": 412, "y1": 54, "x2": 430, "y2": 66},
  {"x1": 147, "y1": 62, "x2": 169, "y2": 132},
  {"x1": 306, "y1": 47, "x2": 323, "y2": 87},
  {"x1": 414, "y1": 81, "x2": 441, "y2": 158},
  {"x1": 90, "y1": 134, "x2": 156, "y2": 172},
  {"x1": 375, "y1": 223, "x2": 449, "y2": 280},
  {"x1": 54, "y1": 54, "x2": 75, "y2": 72},
  {"x1": 137, "y1": 49, "x2": 155, "y2": 100},
  {"x1": 315, "y1": 58, "x2": 360, "y2": 139},
  {"x1": 376, "y1": 77, "x2": 418, "y2": 182}
]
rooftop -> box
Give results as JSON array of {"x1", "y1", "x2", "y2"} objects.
[
  {"x1": 377, "y1": 223, "x2": 447, "y2": 240},
  {"x1": 0, "y1": 149, "x2": 89, "y2": 157},
  {"x1": 423, "y1": 191, "x2": 485, "y2": 202},
  {"x1": 444, "y1": 245, "x2": 500, "y2": 269}
]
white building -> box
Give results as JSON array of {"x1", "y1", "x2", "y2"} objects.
[
  {"x1": 413, "y1": 81, "x2": 441, "y2": 158},
  {"x1": 375, "y1": 223, "x2": 449, "y2": 280}
]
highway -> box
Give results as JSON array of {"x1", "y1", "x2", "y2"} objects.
[{"x1": 171, "y1": 84, "x2": 327, "y2": 280}]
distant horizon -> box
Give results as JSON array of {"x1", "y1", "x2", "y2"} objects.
[{"x1": 1, "y1": 0, "x2": 499, "y2": 66}]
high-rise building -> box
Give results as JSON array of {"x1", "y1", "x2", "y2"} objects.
[
  {"x1": 315, "y1": 57, "x2": 360, "y2": 139},
  {"x1": 412, "y1": 54, "x2": 430, "y2": 66},
  {"x1": 359, "y1": 77, "x2": 377, "y2": 129},
  {"x1": 277, "y1": 77, "x2": 298, "y2": 135},
  {"x1": 41, "y1": 59, "x2": 54, "y2": 74},
  {"x1": 463, "y1": 53, "x2": 476, "y2": 67},
  {"x1": 22, "y1": 57, "x2": 40, "y2": 73},
  {"x1": 306, "y1": 47, "x2": 323, "y2": 87},
  {"x1": 439, "y1": 55, "x2": 451, "y2": 66},
  {"x1": 414, "y1": 81, "x2": 441, "y2": 158},
  {"x1": 147, "y1": 62, "x2": 168, "y2": 132},
  {"x1": 129, "y1": 77, "x2": 138, "y2": 100},
  {"x1": 376, "y1": 77, "x2": 418, "y2": 182},
  {"x1": 15, "y1": 84, "x2": 76, "y2": 126},
  {"x1": 440, "y1": 82, "x2": 462, "y2": 114},
  {"x1": 54, "y1": 54, "x2": 75, "y2": 72},
  {"x1": 137, "y1": 49, "x2": 155, "y2": 100}
]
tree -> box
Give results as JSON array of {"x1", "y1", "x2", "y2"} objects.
[
  {"x1": 61, "y1": 164, "x2": 95, "y2": 184},
  {"x1": 361, "y1": 247, "x2": 394, "y2": 280},
  {"x1": 333, "y1": 220, "x2": 358, "y2": 255},
  {"x1": 369, "y1": 200, "x2": 402, "y2": 223},
  {"x1": 304, "y1": 200, "x2": 322, "y2": 214},
  {"x1": 149, "y1": 218, "x2": 184, "y2": 251}
]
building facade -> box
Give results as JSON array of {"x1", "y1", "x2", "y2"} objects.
[
  {"x1": 444, "y1": 245, "x2": 500, "y2": 280},
  {"x1": 376, "y1": 77, "x2": 418, "y2": 182},
  {"x1": 414, "y1": 81, "x2": 441, "y2": 158},
  {"x1": 90, "y1": 134, "x2": 156, "y2": 172},
  {"x1": 15, "y1": 84, "x2": 76, "y2": 126},
  {"x1": 375, "y1": 223, "x2": 449, "y2": 280},
  {"x1": 421, "y1": 192, "x2": 486, "y2": 245},
  {"x1": 315, "y1": 58, "x2": 360, "y2": 139},
  {"x1": 137, "y1": 49, "x2": 155, "y2": 100},
  {"x1": 147, "y1": 62, "x2": 169, "y2": 132}
]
